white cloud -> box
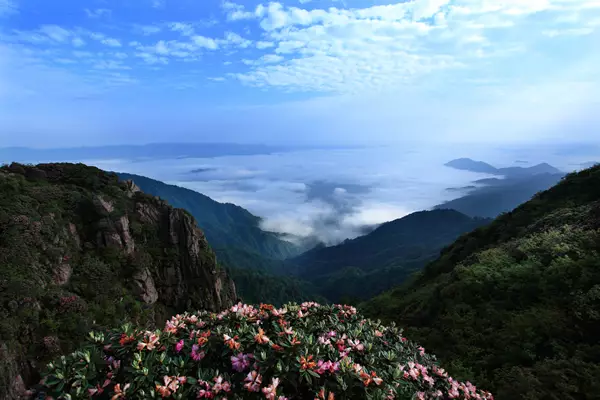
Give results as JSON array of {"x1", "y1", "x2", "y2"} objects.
[
  {"x1": 39, "y1": 25, "x2": 71, "y2": 43},
  {"x1": 151, "y1": 0, "x2": 165, "y2": 9},
  {"x1": 243, "y1": 54, "x2": 284, "y2": 65},
  {"x1": 71, "y1": 37, "x2": 86, "y2": 47},
  {"x1": 102, "y1": 38, "x2": 122, "y2": 47},
  {"x1": 192, "y1": 35, "x2": 219, "y2": 50},
  {"x1": 543, "y1": 28, "x2": 595, "y2": 37},
  {"x1": 135, "y1": 52, "x2": 169, "y2": 65},
  {"x1": 222, "y1": 31, "x2": 252, "y2": 48},
  {"x1": 256, "y1": 41, "x2": 275, "y2": 49},
  {"x1": 222, "y1": 1, "x2": 255, "y2": 21},
  {"x1": 86, "y1": 31, "x2": 122, "y2": 47},
  {"x1": 135, "y1": 24, "x2": 162, "y2": 35},
  {"x1": 84, "y1": 8, "x2": 111, "y2": 19},
  {"x1": 72, "y1": 50, "x2": 93, "y2": 58},
  {"x1": 224, "y1": 0, "x2": 600, "y2": 94},
  {"x1": 54, "y1": 58, "x2": 77, "y2": 64},
  {"x1": 93, "y1": 60, "x2": 132, "y2": 70},
  {"x1": 169, "y1": 22, "x2": 195, "y2": 36}
]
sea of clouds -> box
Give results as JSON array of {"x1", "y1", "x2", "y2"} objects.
[{"x1": 71, "y1": 143, "x2": 593, "y2": 245}]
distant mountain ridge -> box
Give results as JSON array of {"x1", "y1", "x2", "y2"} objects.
[
  {"x1": 436, "y1": 173, "x2": 565, "y2": 218},
  {"x1": 445, "y1": 158, "x2": 562, "y2": 177},
  {"x1": 439, "y1": 158, "x2": 565, "y2": 218},
  {"x1": 0, "y1": 143, "x2": 288, "y2": 163}
]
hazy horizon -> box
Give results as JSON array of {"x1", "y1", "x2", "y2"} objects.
[{"x1": 3, "y1": 142, "x2": 597, "y2": 245}]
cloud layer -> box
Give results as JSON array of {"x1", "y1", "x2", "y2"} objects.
[{"x1": 74, "y1": 143, "x2": 590, "y2": 244}]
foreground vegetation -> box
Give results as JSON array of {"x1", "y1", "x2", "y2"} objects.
[{"x1": 36, "y1": 302, "x2": 493, "y2": 400}]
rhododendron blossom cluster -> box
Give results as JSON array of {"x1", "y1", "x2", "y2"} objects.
[{"x1": 38, "y1": 302, "x2": 493, "y2": 399}]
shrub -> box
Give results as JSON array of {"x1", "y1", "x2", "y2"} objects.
[{"x1": 36, "y1": 302, "x2": 492, "y2": 399}]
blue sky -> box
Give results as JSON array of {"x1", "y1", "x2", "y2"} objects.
[{"x1": 1, "y1": 0, "x2": 600, "y2": 147}]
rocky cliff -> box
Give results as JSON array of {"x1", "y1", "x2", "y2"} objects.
[{"x1": 0, "y1": 163, "x2": 236, "y2": 399}]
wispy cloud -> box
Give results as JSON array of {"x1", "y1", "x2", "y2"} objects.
[
  {"x1": 0, "y1": 0, "x2": 17, "y2": 16},
  {"x1": 134, "y1": 24, "x2": 162, "y2": 35},
  {"x1": 222, "y1": 0, "x2": 256, "y2": 21},
  {"x1": 71, "y1": 37, "x2": 86, "y2": 47},
  {"x1": 87, "y1": 31, "x2": 122, "y2": 47},
  {"x1": 221, "y1": 0, "x2": 600, "y2": 94},
  {"x1": 39, "y1": 25, "x2": 72, "y2": 43},
  {"x1": 151, "y1": 0, "x2": 165, "y2": 9},
  {"x1": 84, "y1": 8, "x2": 111, "y2": 19}
]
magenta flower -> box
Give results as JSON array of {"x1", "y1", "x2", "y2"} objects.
[
  {"x1": 191, "y1": 344, "x2": 205, "y2": 361},
  {"x1": 231, "y1": 353, "x2": 252, "y2": 372},
  {"x1": 175, "y1": 340, "x2": 184, "y2": 353},
  {"x1": 315, "y1": 360, "x2": 341, "y2": 374}
]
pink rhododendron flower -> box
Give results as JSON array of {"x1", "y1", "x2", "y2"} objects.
[
  {"x1": 243, "y1": 370, "x2": 262, "y2": 392},
  {"x1": 262, "y1": 377, "x2": 280, "y2": 400},
  {"x1": 175, "y1": 340, "x2": 184, "y2": 353},
  {"x1": 191, "y1": 344, "x2": 205, "y2": 361}
]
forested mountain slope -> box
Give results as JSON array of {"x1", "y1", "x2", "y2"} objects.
[
  {"x1": 290, "y1": 209, "x2": 490, "y2": 302},
  {"x1": 117, "y1": 173, "x2": 301, "y2": 259},
  {"x1": 363, "y1": 165, "x2": 600, "y2": 400}
]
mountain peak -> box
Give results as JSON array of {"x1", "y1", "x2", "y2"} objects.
[{"x1": 445, "y1": 158, "x2": 498, "y2": 174}]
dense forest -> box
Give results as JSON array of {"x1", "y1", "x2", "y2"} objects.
[
  {"x1": 363, "y1": 165, "x2": 600, "y2": 400},
  {"x1": 289, "y1": 209, "x2": 490, "y2": 302}
]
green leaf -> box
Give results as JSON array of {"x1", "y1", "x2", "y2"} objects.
[{"x1": 308, "y1": 369, "x2": 320, "y2": 378}]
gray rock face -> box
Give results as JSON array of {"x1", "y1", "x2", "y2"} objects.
[
  {"x1": 133, "y1": 267, "x2": 159, "y2": 304},
  {"x1": 133, "y1": 205, "x2": 236, "y2": 312},
  {"x1": 124, "y1": 179, "x2": 141, "y2": 198},
  {"x1": 116, "y1": 216, "x2": 135, "y2": 255},
  {"x1": 94, "y1": 195, "x2": 114, "y2": 214}
]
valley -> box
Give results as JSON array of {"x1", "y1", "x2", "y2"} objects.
[{"x1": 1, "y1": 158, "x2": 598, "y2": 400}]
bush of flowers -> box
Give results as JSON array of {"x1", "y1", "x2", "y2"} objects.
[{"x1": 36, "y1": 302, "x2": 493, "y2": 400}]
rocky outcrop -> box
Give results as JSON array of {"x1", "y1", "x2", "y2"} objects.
[
  {"x1": 94, "y1": 195, "x2": 114, "y2": 214},
  {"x1": 0, "y1": 163, "x2": 237, "y2": 399},
  {"x1": 123, "y1": 179, "x2": 140, "y2": 198},
  {"x1": 132, "y1": 199, "x2": 236, "y2": 312},
  {"x1": 67, "y1": 223, "x2": 81, "y2": 249},
  {"x1": 133, "y1": 267, "x2": 159, "y2": 304},
  {"x1": 116, "y1": 216, "x2": 135, "y2": 254}
]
